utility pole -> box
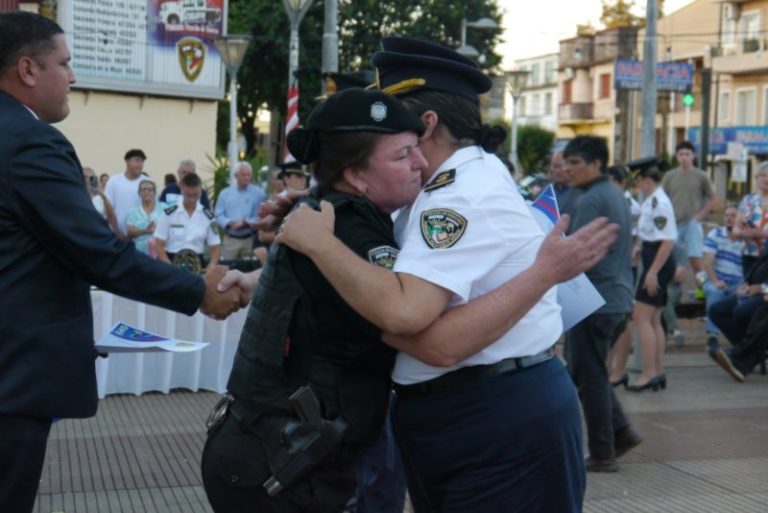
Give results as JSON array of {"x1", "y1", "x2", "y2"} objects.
[
  {"x1": 321, "y1": 0, "x2": 338, "y2": 93},
  {"x1": 641, "y1": 0, "x2": 658, "y2": 157},
  {"x1": 700, "y1": 68, "x2": 712, "y2": 169}
]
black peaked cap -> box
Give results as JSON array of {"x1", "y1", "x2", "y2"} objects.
[{"x1": 373, "y1": 37, "x2": 493, "y2": 100}]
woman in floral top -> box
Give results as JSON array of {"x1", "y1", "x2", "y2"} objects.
[
  {"x1": 735, "y1": 162, "x2": 768, "y2": 275},
  {"x1": 125, "y1": 181, "x2": 166, "y2": 256}
]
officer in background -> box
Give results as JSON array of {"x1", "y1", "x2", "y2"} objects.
[{"x1": 155, "y1": 172, "x2": 221, "y2": 271}]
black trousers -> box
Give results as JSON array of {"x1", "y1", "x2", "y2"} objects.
[
  {"x1": 0, "y1": 414, "x2": 52, "y2": 513},
  {"x1": 565, "y1": 313, "x2": 630, "y2": 460},
  {"x1": 730, "y1": 301, "x2": 768, "y2": 376},
  {"x1": 709, "y1": 294, "x2": 764, "y2": 348},
  {"x1": 201, "y1": 412, "x2": 358, "y2": 513}
]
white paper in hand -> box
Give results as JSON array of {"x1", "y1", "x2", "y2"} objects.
[{"x1": 96, "y1": 322, "x2": 209, "y2": 353}]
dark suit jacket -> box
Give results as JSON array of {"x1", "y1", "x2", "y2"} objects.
[{"x1": 0, "y1": 91, "x2": 206, "y2": 419}]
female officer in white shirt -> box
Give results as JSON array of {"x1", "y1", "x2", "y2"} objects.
[
  {"x1": 278, "y1": 37, "x2": 585, "y2": 513},
  {"x1": 627, "y1": 158, "x2": 678, "y2": 392}
]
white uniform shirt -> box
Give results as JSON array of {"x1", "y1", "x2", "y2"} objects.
[
  {"x1": 391, "y1": 146, "x2": 562, "y2": 385},
  {"x1": 638, "y1": 187, "x2": 678, "y2": 242},
  {"x1": 154, "y1": 204, "x2": 221, "y2": 254}
]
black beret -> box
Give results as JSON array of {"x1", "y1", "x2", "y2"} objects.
[
  {"x1": 278, "y1": 161, "x2": 307, "y2": 178},
  {"x1": 372, "y1": 37, "x2": 493, "y2": 100},
  {"x1": 124, "y1": 148, "x2": 147, "y2": 161},
  {"x1": 626, "y1": 156, "x2": 669, "y2": 180},
  {"x1": 287, "y1": 88, "x2": 424, "y2": 165},
  {"x1": 323, "y1": 70, "x2": 376, "y2": 95}
]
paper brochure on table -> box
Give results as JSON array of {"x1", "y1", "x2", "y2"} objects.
[
  {"x1": 529, "y1": 185, "x2": 605, "y2": 331},
  {"x1": 96, "y1": 322, "x2": 209, "y2": 353}
]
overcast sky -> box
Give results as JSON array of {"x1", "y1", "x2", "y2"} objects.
[{"x1": 496, "y1": 0, "x2": 695, "y2": 65}]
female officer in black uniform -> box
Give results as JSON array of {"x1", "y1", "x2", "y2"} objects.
[{"x1": 200, "y1": 88, "x2": 427, "y2": 512}]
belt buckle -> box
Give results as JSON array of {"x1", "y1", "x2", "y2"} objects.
[{"x1": 205, "y1": 393, "x2": 234, "y2": 432}]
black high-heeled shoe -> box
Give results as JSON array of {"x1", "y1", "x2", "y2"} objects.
[
  {"x1": 610, "y1": 373, "x2": 629, "y2": 388},
  {"x1": 655, "y1": 374, "x2": 667, "y2": 390},
  {"x1": 626, "y1": 377, "x2": 661, "y2": 392}
]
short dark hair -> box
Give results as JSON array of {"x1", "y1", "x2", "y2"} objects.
[
  {"x1": 675, "y1": 140, "x2": 695, "y2": 153},
  {"x1": 0, "y1": 12, "x2": 64, "y2": 74},
  {"x1": 563, "y1": 135, "x2": 609, "y2": 170},
  {"x1": 124, "y1": 148, "x2": 147, "y2": 161},
  {"x1": 314, "y1": 131, "x2": 382, "y2": 190},
  {"x1": 164, "y1": 173, "x2": 177, "y2": 186},
  {"x1": 180, "y1": 172, "x2": 202, "y2": 188}
]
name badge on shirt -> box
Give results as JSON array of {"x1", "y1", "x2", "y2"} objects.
[{"x1": 420, "y1": 208, "x2": 467, "y2": 249}]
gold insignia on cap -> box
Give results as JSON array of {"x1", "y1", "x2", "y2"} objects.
[{"x1": 382, "y1": 78, "x2": 427, "y2": 96}]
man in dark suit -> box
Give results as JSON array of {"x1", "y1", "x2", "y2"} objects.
[{"x1": 0, "y1": 12, "x2": 244, "y2": 512}]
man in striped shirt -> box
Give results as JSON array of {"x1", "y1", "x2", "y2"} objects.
[{"x1": 702, "y1": 206, "x2": 744, "y2": 352}]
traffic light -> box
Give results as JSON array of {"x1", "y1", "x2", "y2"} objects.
[{"x1": 682, "y1": 93, "x2": 695, "y2": 107}]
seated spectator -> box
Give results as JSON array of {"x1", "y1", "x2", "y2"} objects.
[
  {"x1": 125, "y1": 181, "x2": 166, "y2": 257},
  {"x1": 733, "y1": 161, "x2": 768, "y2": 276},
  {"x1": 82, "y1": 166, "x2": 118, "y2": 233},
  {"x1": 701, "y1": 206, "x2": 744, "y2": 352},
  {"x1": 709, "y1": 246, "x2": 768, "y2": 378},
  {"x1": 711, "y1": 295, "x2": 768, "y2": 383}
]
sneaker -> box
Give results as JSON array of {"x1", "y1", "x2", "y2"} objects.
[
  {"x1": 712, "y1": 348, "x2": 746, "y2": 382},
  {"x1": 614, "y1": 426, "x2": 643, "y2": 459},
  {"x1": 672, "y1": 329, "x2": 685, "y2": 347}
]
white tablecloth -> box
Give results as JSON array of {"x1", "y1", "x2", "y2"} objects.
[{"x1": 91, "y1": 290, "x2": 247, "y2": 398}]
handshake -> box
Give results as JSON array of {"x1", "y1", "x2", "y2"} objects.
[{"x1": 199, "y1": 266, "x2": 261, "y2": 320}]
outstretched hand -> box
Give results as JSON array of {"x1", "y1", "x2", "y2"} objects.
[
  {"x1": 251, "y1": 189, "x2": 310, "y2": 232},
  {"x1": 200, "y1": 265, "x2": 247, "y2": 320},
  {"x1": 275, "y1": 200, "x2": 336, "y2": 256},
  {"x1": 535, "y1": 214, "x2": 618, "y2": 285},
  {"x1": 217, "y1": 269, "x2": 261, "y2": 306}
]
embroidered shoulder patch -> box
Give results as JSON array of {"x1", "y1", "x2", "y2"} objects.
[
  {"x1": 654, "y1": 216, "x2": 667, "y2": 230},
  {"x1": 368, "y1": 245, "x2": 399, "y2": 269},
  {"x1": 423, "y1": 169, "x2": 456, "y2": 193},
  {"x1": 420, "y1": 208, "x2": 467, "y2": 249},
  {"x1": 651, "y1": 196, "x2": 658, "y2": 209},
  {"x1": 164, "y1": 205, "x2": 178, "y2": 215}
]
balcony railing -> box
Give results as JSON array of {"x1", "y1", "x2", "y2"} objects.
[{"x1": 559, "y1": 102, "x2": 593, "y2": 121}]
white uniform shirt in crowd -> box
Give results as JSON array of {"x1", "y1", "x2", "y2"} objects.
[
  {"x1": 391, "y1": 146, "x2": 562, "y2": 385},
  {"x1": 154, "y1": 204, "x2": 221, "y2": 254},
  {"x1": 105, "y1": 173, "x2": 148, "y2": 236},
  {"x1": 638, "y1": 187, "x2": 678, "y2": 242}
]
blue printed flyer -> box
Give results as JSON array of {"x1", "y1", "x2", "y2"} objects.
[{"x1": 96, "y1": 322, "x2": 209, "y2": 353}]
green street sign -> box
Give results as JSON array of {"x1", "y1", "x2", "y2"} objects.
[{"x1": 682, "y1": 93, "x2": 695, "y2": 107}]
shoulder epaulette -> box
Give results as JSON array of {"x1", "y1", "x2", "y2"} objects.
[
  {"x1": 203, "y1": 207, "x2": 215, "y2": 220},
  {"x1": 164, "y1": 205, "x2": 178, "y2": 215},
  {"x1": 423, "y1": 169, "x2": 456, "y2": 193}
]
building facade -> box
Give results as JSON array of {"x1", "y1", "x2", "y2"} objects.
[{"x1": 513, "y1": 53, "x2": 560, "y2": 132}]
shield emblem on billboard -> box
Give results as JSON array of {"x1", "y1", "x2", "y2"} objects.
[{"x1": 177, "y1": 37, "x2": 206, "y2": 82}]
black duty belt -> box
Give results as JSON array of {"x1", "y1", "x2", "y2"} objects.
[{"x1": 392, "y1": 347, "x2": 556, "y2": 401}]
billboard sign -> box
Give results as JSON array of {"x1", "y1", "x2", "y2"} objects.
[
  {"x1": 614, "y1": 59, "x2": 694, "y2": 92},
  {"x1": 58, "y1": 0, "x2": 227, "y2": 100},
  {"x1": 688, "y1": 126, "x2": 768, "y2": 155}
]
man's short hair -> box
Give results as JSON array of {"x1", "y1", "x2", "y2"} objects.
[
  {"x1": 124, "y1": 148, "x2": 147, "y2": 161},
  {"x1": 0, "y1": 12, "x2": 63, "y2": 75},
  {"x1": 675, "y1": 140, "x2": 695, "y2": 153},
  {"x1": 178, "y1": 159, "x2": 195, "y2": 170},
  {"x1": 563, "y1": 135, "x2": 608, "y2": 169},
  {"x1": 180, "y1": 172, "x2": 202, "y2": 188}
]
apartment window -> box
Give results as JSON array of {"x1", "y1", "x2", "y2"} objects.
[
  {"x1": 763, "y1": 87, "x2": 768, "y2": 124},
  {"x1": 544, "y1": 60, "x2": 555, "y2": 84},
  {"x1": 562, "y1": 80, "x2": 572, "y2": 104},
  {"x1": 518, "y1": 96, "x2": 527, "y2": 117},
  {"x1": 735, "y1": 88, "x2": 757, "y2": 125},
  {"x1": 599, "y1": 73, "x2": 611, "y2": 99},
  {"x1": 545, "y1": 92, "x2": 553, "y2": 115},
  {"x1": 740, "y1": 11, "x2": 761, "y2": 52},
  {"x1": 531, "y1": 63, "x2": 541, "y2": 86},
  {"x1": 719, "y1": 91, "x2": 731, "y2": 122},
  {"x1": 531, "y1": 94, "x2": 541, "y2": 116}
]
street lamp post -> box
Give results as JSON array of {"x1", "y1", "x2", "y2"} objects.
[
  {"x1": 214, "y1": 35, "x2": 252, "y2": 181},
  {"x1": 456, "y1": 17, "x2": 498, "y2": 60},
  {"x1": 506, "y1": 69, "x2": 530, "y2": 174},
  {"x1": 283, "y1": 0, "x2": 314, "y2": 113}
]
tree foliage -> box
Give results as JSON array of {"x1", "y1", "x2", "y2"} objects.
[
  {"x1": 516, "y1": 125, "x2": 555, "y2": 175},
  {"x1": 224, "y1": 0, "x2": 503, "y2": 159},
  {"x1": 599, "y1": 0, "x2": 665, "y2": 29}
]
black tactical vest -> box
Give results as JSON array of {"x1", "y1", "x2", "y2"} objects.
[{"x1": 227, "y1": 192, "x2": 396, "y2": 444}]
